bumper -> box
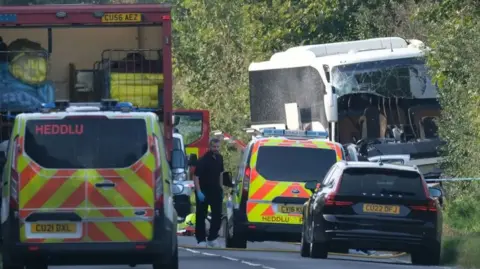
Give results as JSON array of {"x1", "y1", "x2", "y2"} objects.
[
  {"x1": 314, "y1": 214, "x2": 439, "y2": 252},
  {"x1": 8, "y1": 241, "x2": 172, "y2": 265},
  {"x1": 242, "y1": 222, "x2": 302, "y2": 242},
  {"x1": 2, "y1": 213, "x2": 176, "y2": 266}
]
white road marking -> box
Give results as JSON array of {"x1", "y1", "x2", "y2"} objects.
[
  {"x1": 221, "y1": 256, "x2": 240, "y2": 261},
  {"x1": 241, "y1": 261, "x2": 261, "y2": 266},
  {"x1": 180, "y1": 247, "x2": 277, "y2": 269}
]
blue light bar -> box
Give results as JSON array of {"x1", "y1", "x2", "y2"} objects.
[
  {"x1": 41, "y1": 103, "x2": 55, "y2": 109},
  {"x1": 115, "y1": 102, "x2": 134, "y2": 112},
  {"x1": 262, "y1": 129, "x2": 284, "y2": 136},
  {"x1": 306, "y1": 130, "x2": 329, "y2": 138},
  {"x1": 261, "y1": 128, "x2": 329, "y2": 138},
  {"x1": 0, "y1": 14, "x2": 17, "y2": 23}
]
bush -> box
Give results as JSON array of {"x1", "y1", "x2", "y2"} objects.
[{"x1": 442, "y1": 235, "x2": 480, "y2": 268}]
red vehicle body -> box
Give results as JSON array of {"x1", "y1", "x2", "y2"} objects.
[
  {"x1": 173, "y1": 109, "x2": 210, "y2": 159},
  {"x1": 0, "y1": 3, "x2": 173, "y2": 155}
]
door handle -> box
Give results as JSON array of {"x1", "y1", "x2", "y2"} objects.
[{"x1": 95, "y1": 182, "x2": 115, "y2": 188}]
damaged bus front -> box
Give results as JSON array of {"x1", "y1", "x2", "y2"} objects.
[{"x1": 248, "y1": 37, "x2": 442, "y2": 174}]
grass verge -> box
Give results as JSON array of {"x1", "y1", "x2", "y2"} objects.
[{"x1": 442, "y1": 235, "x2": 480, "y2": 268}]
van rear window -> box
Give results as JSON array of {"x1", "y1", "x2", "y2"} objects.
[
  {"x1": 24, "y1": 118, "x2": 148, "y2": 169},
  {"x1": 338, "y1": 168, "x2": 426, "y2": 197},
  {"x1": 255, "y1": 146, "x2": 338, "y2": 182}
]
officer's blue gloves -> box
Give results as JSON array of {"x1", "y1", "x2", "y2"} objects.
[{"x1": 196, "y1": 190, "x2": 205, "y2": 202}]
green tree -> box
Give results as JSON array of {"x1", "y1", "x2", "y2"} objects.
[{"x1": 171, "y1": 0, "x2": 260, "y2": 170}]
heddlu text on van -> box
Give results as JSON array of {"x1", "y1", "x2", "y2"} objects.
[{"x1": 35, "y1": 124, "x2": 84, "y2": 135}]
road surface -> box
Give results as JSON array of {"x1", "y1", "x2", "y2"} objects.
[{"x1": 50, "y1": 236, "x2": 454, "y2": 269}]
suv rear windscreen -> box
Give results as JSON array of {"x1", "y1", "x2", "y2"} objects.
[
  {"x1": 24, "y1": 118, "x2": 148, "y2": 169},
  {"x1": 255, "y1": 146, "x2": 337, "y2": 182},
  {"x1": 338, "y1": 168, "x2": 426, "y2": 197}
]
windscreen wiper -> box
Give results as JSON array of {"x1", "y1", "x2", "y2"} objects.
[{"x1": 380, "y1": 189, "x2": 415, "y2": 196}]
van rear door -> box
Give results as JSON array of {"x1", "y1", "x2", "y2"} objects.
[
  {"x1": 247, "y1": 142, "x2": 339, "y2": 225},
  {"x1": 22, "y1": 116, "x2": 155, "y2": 243}
]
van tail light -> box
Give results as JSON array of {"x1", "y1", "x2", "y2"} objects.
[
  {"x1": 154, "y1": 178, "x2": 164, "y2": 210},
  {"x1": 410, "y1": 198, "x2": 437, "y2": 212},
  {"x1": 10, "y1": 137, "x2": 19, "y2": 210},
  {"x1": 10, "y1": 170, "x2": 19, "y2": 210},
  {"x1": 154, "y1": 194, "x2": 164, "y2": 209},
  {"x1": 324, "y1": 175, "x2": 353, "y2": 206},
  {"x1": 243, "y1": 167, "x2": 251, "y2": 192}
]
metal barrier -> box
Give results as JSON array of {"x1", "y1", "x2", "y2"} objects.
[{"x1": 99, "y1": 49, "x2": 163, "y2": 108}]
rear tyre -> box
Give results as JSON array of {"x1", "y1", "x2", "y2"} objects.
[
  {"x1": 2, "y1": 247, "x2": 23, "y2": 269},
  {"x1": 411, "y1": 242, "x2": 441, "y2": 265},
  {"x1": 26, "y1": 263, "x2": 48, "y2": 269},
  {"x1": 300, "y1": 230, "x2": 310, "y2": 257},
  {"x1": 225, "y1": 219, "x2": 247, "y2": 249},
  {"x1": 310, "y1": 242, "x2": 328, "y2": 259},
  {"x1": 3, "y1": 263, "x2": 23, "y2": 269},
  {"x1": 153, "y1": 247, "x2": 178, "y2": 269}
]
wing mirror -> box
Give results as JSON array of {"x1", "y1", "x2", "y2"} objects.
[
  {"x1": 305, "y1": 180, "x2": 318, "y2": 192},
  {"x1": 429, "y1": 187, "x2": 443, "y2": 198},
  {"x1": 222, "y1": 171, "x2": 234, "y2": 187}
]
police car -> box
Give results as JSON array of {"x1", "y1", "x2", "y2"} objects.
[{"x1": 223, "y1": 129, "x2": 346, "y2": 248}]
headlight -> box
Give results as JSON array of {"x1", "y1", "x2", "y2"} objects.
[{"x1": 174, "y1": 172, "x2": 187, "y2": 181}]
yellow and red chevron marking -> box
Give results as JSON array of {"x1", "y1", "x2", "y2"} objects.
[{"x1": 17, "y1": 152, "x2": 156, "y2": 243}]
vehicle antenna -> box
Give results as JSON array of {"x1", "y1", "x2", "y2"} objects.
[{"x1": 390, "y1": 37, "x2": 393, "y2": 52}]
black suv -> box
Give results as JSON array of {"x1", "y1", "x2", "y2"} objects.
[{"x1": 301, "y1": 161, "x2": 442, "y2": 265}]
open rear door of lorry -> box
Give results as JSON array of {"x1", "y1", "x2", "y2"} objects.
[{"x1": 173, "y1": 110, "x2": 210, "y2": 159}]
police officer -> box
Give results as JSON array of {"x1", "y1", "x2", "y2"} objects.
[{"x1": 193, "y1": 138, "x2": 224, "y2": 247}]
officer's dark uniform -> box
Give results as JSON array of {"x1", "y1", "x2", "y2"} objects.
[{"x1": 194, "y1": 151, "x2": 224, "y2": 243}]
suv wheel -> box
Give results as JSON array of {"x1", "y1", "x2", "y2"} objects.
[
  {"x1": 411, "y1": 242, "x2": 441, "y2": 265},
  {"x1": 310, "y1": 242, "x2": 328, "y2": 259}
]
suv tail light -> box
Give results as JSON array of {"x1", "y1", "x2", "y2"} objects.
[
  {"x1": 410, "y1": 198, "x2": 437, "y2": 212},
  {"x1": 324, "y1": 176, "x2": 353, "y2": 206},
  {"x1": 410, "y1": 174, "x2": 437, "y2": 211},
  {"x1": 324, "y1": 193, "x2": 353, "y2": 206}
]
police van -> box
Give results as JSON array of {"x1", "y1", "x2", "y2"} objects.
[
  {"x1": 224, "y1": 129, "x2": 346, "y2": 248},
  {"x1": 1, "y1": 101, "x2": 183, "y2": 269}
]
